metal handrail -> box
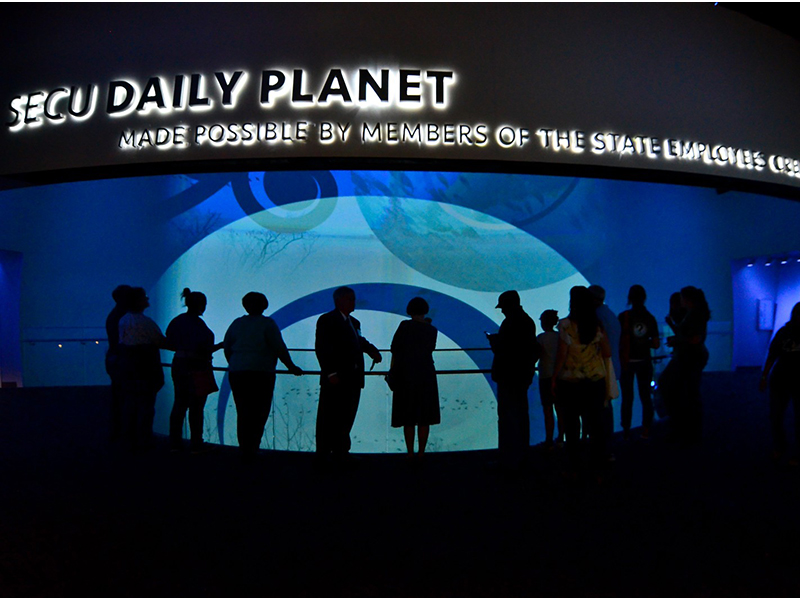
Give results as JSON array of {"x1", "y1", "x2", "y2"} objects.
[
  {"x1": 23, "y1": 337, "x2": 494, "y2": 375},
  {"x1": 23, "y1": 338, "x2": 493, "y2": 354},
  {"x1": 284, "y1": 347, "x2": 492, "y2": 353},
  {"x1": 23, "y1": 338, "x2": 106, "y2": 344},
  {"x1": 160, "y1": 364, "x2": 492, "y2": 376},
  {"x1": 25, "y1": 336, "x2": 675, "y2": 374}
]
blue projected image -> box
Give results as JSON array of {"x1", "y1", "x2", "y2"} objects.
[
  {"x1": 151, "y1": 171, "x2": 588, "y2": 452},
  {"x1": 6, "y1": 168, "x2": 800, "y2": 453}
]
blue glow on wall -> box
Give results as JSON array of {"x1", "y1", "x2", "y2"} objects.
[
  {"x1": 0, "y1": 249, "x2": 23, "y2": 387},
  {"x1": 732, "y1": 255, "x2": 800, "y2": 369}
]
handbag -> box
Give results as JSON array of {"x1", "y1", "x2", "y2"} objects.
[
  {"x1": 605, "y1": 357, "x2": 620, "y2": 401},
  {"x1": 192, "y1": 369, "x2": 219, "y2": 396},
  {"x1": 384, "y1": 355, "x2": 395, "y2": 391},
  {"x1": 384, "y1": 369, "x2": 395, "y2": 391}
]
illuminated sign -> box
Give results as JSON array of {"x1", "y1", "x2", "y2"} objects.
[
  {"x1": 6, "y1": 67, "x2": 457, "y2": 130},
  {"x1": 531, "y1": 127, "x2": 800, "y2": 177},
  {"x1": 536, "y1": 128, "x2": 774, "y2": 174},
  {"x1": 259, "y1": 68, "x2": 455, "y2": 107},
  {"x1": 5, "y1": 65, "x2": 800, "y2": 182},
  {"x1": 6, "y1": 85, "x2": 98, "y2": 129}
]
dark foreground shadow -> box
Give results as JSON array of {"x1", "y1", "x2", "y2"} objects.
[{"x1": 1, "y1": 370, "x2": 799, "y2": 597}]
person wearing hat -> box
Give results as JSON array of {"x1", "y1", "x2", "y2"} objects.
[{"x1": 486, "y1": 290, "x2": 539, "y2": 470}]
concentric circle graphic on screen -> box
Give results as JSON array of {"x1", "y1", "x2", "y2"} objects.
[{"x1": 152, "y1": 171, "x2": 589, "y2": 453}]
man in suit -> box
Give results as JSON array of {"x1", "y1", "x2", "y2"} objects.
[{"x1": 315, "y1": 286, "x2": 382, "y2": 462}]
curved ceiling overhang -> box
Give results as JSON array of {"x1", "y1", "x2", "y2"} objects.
[{"x1": 3, "y1": 3, "x2": 800, "y2": 198}]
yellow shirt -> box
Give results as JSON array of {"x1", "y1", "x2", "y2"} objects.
[{"x1": 557, "y1": 318, "x2": 605, "y2": 382}]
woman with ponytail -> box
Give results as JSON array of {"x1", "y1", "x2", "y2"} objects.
[{"x1": 165, "y1": 288, "x2": 221, "y2": 453}]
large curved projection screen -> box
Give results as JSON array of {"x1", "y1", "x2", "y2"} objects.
[{"x1": 150, "y1": 171, "x2": 588, "y2": 453}]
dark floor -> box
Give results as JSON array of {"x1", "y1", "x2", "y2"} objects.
[{"x1": 1, "y1": 370, "x2": 799, "y2": 597}]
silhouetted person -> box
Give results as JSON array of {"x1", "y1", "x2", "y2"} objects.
[
  {"x1": 105, "y1": 284, "x2": 132, "y2": 441},
  {"x1": 662, "y1": 286, "x2": 710, "y2": 442},
  {"x1": 315, "y1": 286, "x2": 382, "y2": 465},
  {"x1": 166, "y1": 288, "x2": 223, "y2": 453},
  {"x1": 487, "y1": 290, "x2": 538, "y2": 471},
  {"x1": 589, "y1": 284, "x2": 619, "y2": 451},
  {"x1": 118, "y1": 287, "x2": 167, "y2": 450},
  {"x1": 666, "y1": 292, "x2": 687, "y2": 337},
  {"x1": 658, "y1": 291, "x2": 686, "y2": 419},
  {"x1": 537, "y1": 309, "x2": 562, "y2": 449},
  {"x1": 760, "y1": 302, "x2": 800, "y2": 466},
  {"x1": 553, "y1": 286, "x2": 612, "y2": 480},
  {"x1": 224, "y1": 292, "x2": 302, "y2": 462},
  {"x1": 618, "y1": 285, "x2": 661, "y2": 440},
  {"x1": 388, "y1": 297, "x2": 440, "y2": 460}
]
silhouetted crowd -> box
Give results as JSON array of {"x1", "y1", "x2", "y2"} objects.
[
  {"x1": 105, "y1": 282, "x2": 800, "y2": 478},
  {"x1": 486, "y1": 283, "x2": 709, "y2": 480}
]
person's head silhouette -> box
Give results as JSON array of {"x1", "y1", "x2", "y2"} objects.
[
  {"x1": 406, "y1": 297, "x2": 429, "y2": 318},
  {"x1": 627, "y1": 285, "x2": 646, "y2": 307},
  {"x1": 242, "y1": 292, "x2": 269, "y2": 315},
  {"x1": 539, "y1": 309, "x2": 558, "y2": 331},
  {"x1": 128, "y1": 287, "x2": 149, "y2": 314},
  {"x1": 333, "y1": 286, "x2": 356, "y2": 316},
  {"x1": 495, "y1": 290, "x2": 521, "y2": 317},
  {"x1": 182, "y1": 288, "x2": 207, "y2": 316},
  {"x1": 112, "y1": 285, "x2": 133, "y2": 309}
]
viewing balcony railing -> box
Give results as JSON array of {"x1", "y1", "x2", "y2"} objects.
[{"x1": 17, "y1": 334, "x2": 680, "y2": 387}]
